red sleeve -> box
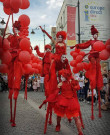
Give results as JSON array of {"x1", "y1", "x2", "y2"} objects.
[
  {"x1": 77, "y1": 40, "x2": 92, "y2": 49},
  {"x1": 42, "y1": 29, "x2": 52, "y2": 39},
  {"x1": 36, "y1": 47, "x2": 44, "y2": 57}
]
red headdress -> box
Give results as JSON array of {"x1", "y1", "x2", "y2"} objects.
[
  {"x1": 91, "y1": 25, "x2": 98, "y2": 35},
  {"x1": 45, "y1": 44, "x2": 52, "y2": 50},
  {"x1": 13, "y1": 21, "x2": 21, "y2": 31},
  {"x1": 56, "y1": 31, "x2": 67, "y2": 40},
  {"x1": 59, "y1": 69, "x2": 72, "y2": 80}
]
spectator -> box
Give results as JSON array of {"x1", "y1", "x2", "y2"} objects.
[
  {"x1": 40, "y1": 76, "x2": 44, "y2": 92},
  {"x1": 77, "y1": 72, "x2": 85, "y2": 101},
  {"x1": 83, "y1": 77, "x2": 89, "y2": 102},
  {"x1": 86, "y1": 86, "x2": 97, "y2": 105},
  {"x1": 2, "y1": 73, "x2": 8, "y2": 92},
  {"x1": 37, "y1": 74, "x2": 41, "y2": 91},
  {"x1": 32, "y1": 78, "x2": 38, "y2": 92}
]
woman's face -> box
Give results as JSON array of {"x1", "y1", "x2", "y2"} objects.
[
  {"x1": 58, "y1": 35, "x2": 63, "y2": 42},
  {"x1": 61, "y1": 75, "x2": 66, "y2": 82},
  {"x1": 93, "y1": 33, "x2": 98, "y2": 39}
]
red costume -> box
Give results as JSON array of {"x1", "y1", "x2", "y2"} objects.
[
  {"x1": 34, "y1": 44, "x2": 52, "y2": 97},
  {"x1": 39, "y1": 69, "x2": 83, "y2": 135},
  {"x1": 71, "y1": 25, "x2": 103, "y2": 120}
]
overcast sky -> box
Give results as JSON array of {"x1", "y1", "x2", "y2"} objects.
[{"x1": 0, "y1": 0, "x2": 64, "y2": 53}]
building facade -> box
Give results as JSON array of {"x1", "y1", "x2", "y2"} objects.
[{"x1": 56, "y1": 0, "x2": 110, "y2": 70}]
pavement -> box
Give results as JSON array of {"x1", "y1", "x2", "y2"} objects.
[{"x1": 0, "y1": 91, "x2": 110, "y2": 135}]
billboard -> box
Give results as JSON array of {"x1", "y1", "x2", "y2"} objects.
[
  {"x1": 79, "y1": 0, "x2": 110, "y2": 41},
  {"x1": 67, "y1": 6, "x2": 76, "y2": 46}
]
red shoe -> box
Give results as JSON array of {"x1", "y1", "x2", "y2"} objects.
[
  {"x1": 55, "y1": 125, "x2": 61, "y2": 132},
  {"x1": 78, "y1": 132, "x2": 83, "y2": 135}
]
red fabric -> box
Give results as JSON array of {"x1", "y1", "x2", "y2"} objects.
[
  {"x1": 42, "y1": 29, "x2": 52, "y2": 39},
  {"x1": 76, "y1": 39, "x2": 103, "y2": 90},
  {"x1": 35, "y1": 46, "x2": 44, "y2": 57},
  {"x1": 54, "y1": 81, "x2": 80, "y2": 119},
  {"x1": 45, "y1": 44, "x2": 51, "y2": 50},
  {"x1": 55, "y1": 42, "x2": 66, "y2": 55},
  {"x1": 56, "y1": 31, "x2": 67, "y2": 40},
  {"x1": 8, "y1": 58, "x2": 23, "y2": 90},
  {"x1": 91, "y1": 25, "x2": 98, "y2": 35}
]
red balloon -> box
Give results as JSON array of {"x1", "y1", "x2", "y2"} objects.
[
  {"x1": 76, "y1": 63, "x2": 84, "y2": 71},
  {"x1": 93, "y1": 41, "x2": 105, "y2": 52},
  {"x1": 32, "y1": 57, "x2": 40, "y2": 63},
  {"x1": 1, "y1": 50, "x2": 12, "y2": 64},
  {"x1": 79, "y1": 51, "x2": 85, "y2": 56},
  {"x1": 10, "y1": 0, "x2": 22, "y2": 10},
  {"x1": 19, "y1": 38, "x2": 30, "y2": 51},
  {"x1": 18, "y1": 14, "x2": 30, "y2": 27},
  {"x1": 70, "y1": 51, "x2": 74, "y2": 56},
  {"x1": 99, "y1": 49, "x2": 110, "y2": 60},
  {"x1": 0, "y1": 0, "x2": 5, "y2": 2},
  {"x1": 76, "y1": 55, "x2": 83, "y2": 63},
  {"x1": 12, "y1": 8, "x2": 19, "y2": 14},
  {"x1": 24, "y1": 64, "x2": 32, "y2": 74},
  {"x1": 0, "y1": 64, "x2": 8, "y2": 73},
  {"x1": 106, "y1": 45, "x2": 110, "y2": 52},
  {"x1": 0, "y1": 48, "x2": 4, "y2": 58},
  {"x1": 3, "y1": 38, "x2": 10, "y2": 50},
  {"x1": 19, "y1": 51, "x2": 31, "y2": 64},
  {"x1": 0, "y1": 36, "x2": 2, "y2": 48},
  {"x1": 32, "y1": 63, "x2": 38, "y2": 68},
  {"x1": 3, "y1": 7, "x2": 12, "y2": 15},
  {"x1": 3, "y1": 0, "x2": 11, "y2": 8},
  {"x1": 73, "y1": 67, "x2": 79, "y2": 74},
  {"x1": 105, "y1": 39, "x2": 110, "y2": 46},
  {"x1": 75, "y1": 48, "x2": 80, "y2": 53},
  {"x1": 70, "y1": 60, "x2": 77, "y2": 67},
  {"x1": 72, "y1": 52, "x2": 78, "y2": 59},
  {"x1": 20, "y1": 0, "x2": 30, "y2": 9},
  {"x1": 31, "y1": 54, "x2": 35, "y2": 60}
]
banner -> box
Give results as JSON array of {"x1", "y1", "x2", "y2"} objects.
[{"x1": 67, "y1": 6, "x2": 76, "y2": 46}]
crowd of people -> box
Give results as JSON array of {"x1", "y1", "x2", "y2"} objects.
[
  {"x1": 74, "y1": 70, "x2": 110, "y2": 111},
  {"x1": 0, "y1": 70, "x2": 110, "y2": 111}
]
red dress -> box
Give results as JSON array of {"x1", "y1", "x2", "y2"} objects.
[
  {"x1": 54, "y1": 81, "x2": 80, "y2": 119},
  {"x1": 77, "y1": 39, "x2": 103, "y2": 90}
]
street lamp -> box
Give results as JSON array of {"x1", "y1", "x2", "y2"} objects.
[
  {"x1": 0, "y1": 17, "x2": 6, "y2": 25},
  {"x1": 77, "y1": 0, "x2": 80, "y2": 44}
]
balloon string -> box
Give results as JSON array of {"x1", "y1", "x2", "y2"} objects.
[
  {"x1": 2, "y1": 14, "x2": 11, "y2": 46},
  {"x1": 12, "y1": 13, "x2": 16, "y2": 35}
]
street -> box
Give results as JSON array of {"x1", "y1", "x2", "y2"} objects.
[{"x1": 0, "y1": 91, "x2": 110, "y2": 135}]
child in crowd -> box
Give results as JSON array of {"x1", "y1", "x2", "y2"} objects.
[{"x1": 33, "y1": 78, "x2": 38, "y2": 92}]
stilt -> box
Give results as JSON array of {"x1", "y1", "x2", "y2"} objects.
[
  {"x1": 79, "y1": 111, "x2": 84, "y2": 129},
  {"x1": 91, "y1": 89, "x2": 94, "y2": 120},
  {"x1": 10, "y1": 98, "x2": 13, "y2": 123},
  {"x1": 98, "y1": 90, "x2": 102, "y2": 118},
  {"x1": 11, "y1": 99, "x2": 17, "y2": 127}
]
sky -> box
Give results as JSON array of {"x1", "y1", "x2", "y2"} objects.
[{"x1": 0, "y1": 0, "x2": 64, "y2": 53}]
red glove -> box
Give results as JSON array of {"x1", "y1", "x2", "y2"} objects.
[
  {"x1": 34, "y1": 45, "x2": 39, "y2": 50},
  {"x1": 70, "y1": 44, "x2": 79, "y2": 49},
  {"x1": 39, "y1": 26, "x2": 45, "y2": 32}
]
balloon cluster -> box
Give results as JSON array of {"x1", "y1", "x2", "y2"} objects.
[
  {"x1": 0, "y1": 0, "x2": 30, "y2": 15},
  {"x1": 70, "y1": 40, "x2": 110, "y2": 74}
]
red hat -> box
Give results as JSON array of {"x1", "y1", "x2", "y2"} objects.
[
  {"x1": 91, "y1": 25, "x2": 98, "y2": 35},
  {"x1": 59, "y1": 69, "x2": 72, "y2": 80},
  {"x1": 45, "y1": 44, "x2": 51, "y2": 50},
  {"x1": 56, "y1": 31, "x2": 67, "y2": 40},
  {"x1": 13, "y1": 21, "x2": 21, "y2": 30}
]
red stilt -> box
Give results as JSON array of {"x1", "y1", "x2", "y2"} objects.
[
  {"x1": 44, "y1": 103, "x2": 50, "y2": 134},
  {"x1": 98, "y1": 90, "x2": 102, "y2": 118},
  {"x1": 79, "y1": 110, "x2": 84, "y2": 129},
  {"x1": 10, "y1": 98, "x2": 13, "y2": 123},
  {"x1": 49, "y1": 103, "x2": 52, "y2": 125},
  {"x1": 91, "y1": 89, "x2": 94, "y2": 120},
  {"x1": 24, "y1": 76, "x2": 28, "y2": 100},
  {"x1": 11, "y1": 99, "x2": 17, "y2": 127}
]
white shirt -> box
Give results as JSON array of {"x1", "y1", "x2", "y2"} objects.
[
  {"x1": 40, "y1": 77, "x2": 44, "y2": 83},
  {"x1": 78, "y1": 76, "x2": 84, "y2": 88}
]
